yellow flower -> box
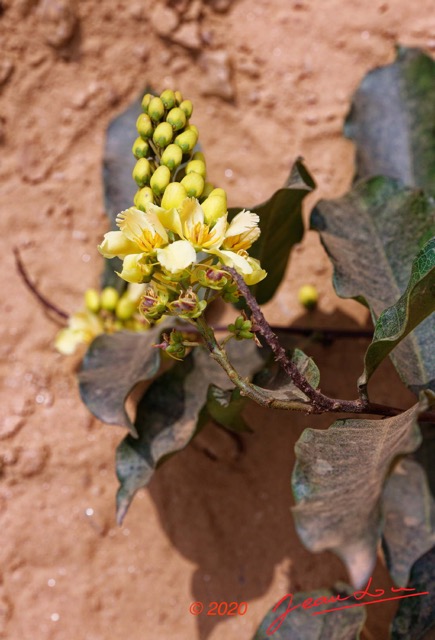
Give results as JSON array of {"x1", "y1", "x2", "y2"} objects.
[
  {"x1": 116, "y1": 206, "x2": 168, "y2": 252},
  {"x1": 55, "y1": 311, "x2": 104, "y2": 355},
  {"x1": 98, "y1": 230, "x2": 143, "y2": 259},
  {"x1": 222, "y1": 210, "x2": 261, "y2": 251}
]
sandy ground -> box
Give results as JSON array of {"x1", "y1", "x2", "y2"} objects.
[{"x1": 0, "y1": 0, "x2": 433, "y2": 638}]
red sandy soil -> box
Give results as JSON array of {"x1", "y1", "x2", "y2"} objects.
[{"x1": 0, "y1": 0, "x2": 432, "y2": 638}]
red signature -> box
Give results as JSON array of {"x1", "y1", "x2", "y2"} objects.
[{"x1": 266, "y1": 577, "x2": 429, "y2": 636}]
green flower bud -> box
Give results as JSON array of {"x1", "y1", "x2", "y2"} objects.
[
  {"x1": 222, "y1": 280, "x2": 240, "y2": 304},
  {"x1": 148, "y1": 96, "x2": 165, "y2": 122},
  {"x1": 179, "y1": 99, "x2": 193, "y2": 118},
  {"x1": 185, "y1": 123, "x2": 198, "y2": 136},
  {"x1": 132, "y1": 137, "x2": 149, "y2": 159},
  {"x1": 167, "y1": 288, "x2": 207, "y2": 319},
  {"x1": 160, "y1": 143, "x2": 183, "y2": 170},
  {"x1": 174, "y1": 90, "x2": 183, "y2": 105},
  {"x1": 150, "y1": 165, "x2": 171, "y2": 196},
  {"x1": 101, "y1": 287, "x2": 119, "y2": 311},
  {"x1": 201, "y1": 182, "x2": 214, "y2": 199},
  {"x1": 84, "y1": 288, "x2": 100, "y2": 313},
  {"x1": 192, "y1": 151, "x2": 206, "y2": 163},
  {"x1": 115, "y1": 296, "x2": 138, "y2": 321},
  {"x1": 181, "y1": 172, "x2": 204, "y2": 198},
  {"x1": 202, "y1": 194, "x2": 227, "y2": 225},
  {"x1": 136, "y1": 113, "x2": 153, "y2": 139},
  {"x1": 174, "y1": 129, "x2": 198, "y2": 153},
  {"x1": 139, "y1": 286, "x2": 169, "y2": 322},
  {"x1": 228, "y1": 315, "x2": 253, "y2": 340},
  {"x1": 141, "y1": 93, "x2": 152, "y2": 112},
  {"x1": 298, "y1": 285, "x2": 318, "y2": 310},
  {"x1": 161, "y1": 182, "x2": 188, "y2": 210},
  {"x1": 132, "y1": 157, "x2": 152, "y2": 187},
  {"x1": 160, "y1": 89, "x2": 176, "y2": 110},
  {"x1": 134, "y1": 186, "x2": 154, "y2": 211},
  {"x1": 166, "y1": 107, "x2": 187, "y2": 131},
  {"x1": 153, "y1": 122, "x2": 173, "y2": 147},
  {"x1": 186, "y1": 159, "x2": 206, "y2": 179}
]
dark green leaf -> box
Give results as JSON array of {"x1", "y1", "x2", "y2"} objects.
[
  {"x1": 78, "y1": 327, "x2": 165, "y2": 437},
  {"x1": 382, "y1": 458, "x2": 435, "y2": 587},
  {"x1": 115, "y1": 341, "x2": 263, "y2": 523},
  {"x1": 360, "y1": 237, "x2": 435, "y2": 391},
  {"x1": 292, "y1": 392, "x2": 434, "y2": 588},
  {"x1": 102, "y1": 94, "x2": 145, "y2": 290},
  {"x1": 345, "y1": 46, "x2": 435, "y2": 198},
  {"x1": 391, "y1": 544, "x2": 435, "y2": 640},
  {"x1": 253, "y1": 583, "x2": 365, "y2": 640},
  {"x1": 311, "y1": 176, "x2": 435, "y2": 393},
  {"x1": 230, "y1": 158, "x2": 315, "y2": 304}
]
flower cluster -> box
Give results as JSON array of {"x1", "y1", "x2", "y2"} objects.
[
  {"x1": 98, "y1": 89, "x2": 266, "y2": 324},
  {"x1": 55, "y1": 284, "x2": 147, "y2": 355}
]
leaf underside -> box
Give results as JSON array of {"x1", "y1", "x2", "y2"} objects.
[
  {"x1": 253, "y1": 583, "x2": 366, "y2": 640},
  {"x1": 311, "y1": 176, "x2": 435, "y2": 394},
  {"x1": 345, "y1": 46, "x2": 435, "y2": 198},
  {"x1": 115, "y1": 341, "x2": 264, "y2": 523},
  {"x1": 78, "y1": 327, "x2": 164, "y2": 437},
  {"x1": 292, "y1": 392, "x2": 434, "y2": 589},
  {"x1": 382, "y1": 457, "x2": 435, "y2": 587}
]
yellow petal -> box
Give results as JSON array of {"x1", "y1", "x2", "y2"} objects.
[
  {"x1": 244, "y1": 258, "x2": 267, "y2": 285},
  {"x1": 208, "y1": 248, "x2": 253, "y2": 275},
  {"x1": 156, "y1": 206, "x2": 183, "y2": 237},
  {"x1": 98, "y1": 231, "x2": 142, "y2": 259},
  {"x1": 179, "y1": 197, "x2": 204, "y2": 228},
  {"x1": 116, "y1": 207, "x2": 168, "y2": 246},
  {"x1": 156, "y1": 240, "x2": 197, "y2": 273},
  {"x1": 117, "y1": 253, "x2": 153, "y2": 284},
  {"x1": 225, "y1": 209, "x2": 259, "y2": 238}
]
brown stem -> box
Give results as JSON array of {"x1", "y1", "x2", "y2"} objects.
[{"x1": 14, "y1": 247, "x2": 69, "y2": 321}]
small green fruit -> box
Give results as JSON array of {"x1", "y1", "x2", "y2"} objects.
[{"x1": 298, "y1": 285, "x2": 319, "y2": 309}]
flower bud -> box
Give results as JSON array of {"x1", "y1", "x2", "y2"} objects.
[
  {"x1": 202, "y1": 194, "x2": 227, "y2": 225},
  {"x1": 201, "y1": 182, "x2": 214, "y2": 199},
  {"x1": 134, "y1": 186, "x2": 154, "y2": 211},
  {"x1": 298, "y1": 285, "x2": 318, "y2": 310},
  {"x1": 161, "y1": 182, "x2": 188, "y2": 210},
  {"x1": 186, "y1": 159, "x2": 206, "y2": 178},
  {"x1": 221, "y1": 280, "x2": 240, "y2": 303},
  {"x1": 160, "y1": 143, "x2": 183, "y2": 170},
  {"x1": 132, "y1": 137, "x2": 149, "y2": 159},
  {"x1": 132, "y1": 157, "x2": 152, "y2": 187},
  {"x1": 101, "y1": 287, "x2": 120, "y2": 311},
  {"x1": 160, "y1": 89, "x2": 176, "y2": 109},
  {"x1": 192, "y1": 151, "x2": 206, "y2": 164},
  {"x1": 185, "y1": 123, "x2": 198, "y2": 136},
  {"x1": 167, "y1": 288, "x2": 207, "y2": 319},
  {"x1": 181, "y1": 172, "x2": 204, "y2": 198},
  {"x1": 166, "y1": 107, "x2": 187, "y2": 131},
  {"x1": 153, "y1": 122, "x2": 173, "y2": 147},
  {"x1": 209, "y1": 188, "x2": 226, "y2": 198},
  {"x1": 139, "y1": 287, "x2": 168, "y2": 322},
  {"x1": 174, "y1": 90, "x2": 183, "y2": 105},
  {"x1": 194, "y1": 267, "x2": 228, "y2": 290},
  {"x1": 136, "y1": 113, "x2": 153, "y2": 139},
  {"x1": 148, "y1": 96, "x2": 165, "y2": 122},
  {"x1": 141, "y1": 93, "x2": 152, "y2": 112},
  {"x1": 179, "y1": 99, "x2": 193, "y2": 118},
  {"x1": 84, "y1": 288, "x2": 100, "y2": 313},
  {"x1": 115, "y1": 296, "x2": 138, "y2": 321},
  {"x1": 174, "y1": 129, "x2": 198, "y2": 153},
  {"x1": 150, "y1": 165, "x2": 171, "y2": 196}
]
